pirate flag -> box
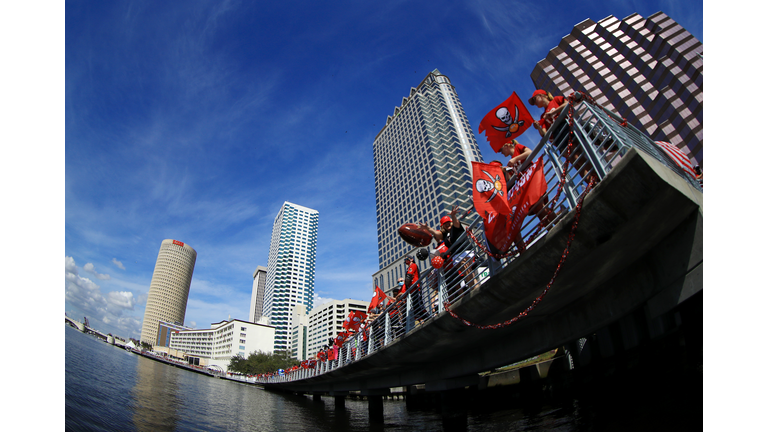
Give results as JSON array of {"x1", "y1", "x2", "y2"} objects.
[
  {"x1": 472, "y1": 158, "x2": 548, "y2": 253},
  {"x1": 478, "y1": 91, "x2": 535, "y2": 152},
  {"x1": 368, "y1": 286, "x2": 387, "y2": 313},
  {"x1": 343, "y1": 310, "x2": 367, "y2": 332}
]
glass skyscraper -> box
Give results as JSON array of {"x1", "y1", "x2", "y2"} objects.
[
  {"x1": 530, "y1": 12, "x2": 703, "y2": 164},
  {"x1": 263, "y1": 202, "x2": 318, "y2": 352},
  {"x1": 372, "y1": 69, "x2": 484, "y2": 291}
]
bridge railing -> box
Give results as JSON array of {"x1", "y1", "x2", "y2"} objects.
[{"x1": 257, "y1": 94, "x2": 701, "y2": 384}]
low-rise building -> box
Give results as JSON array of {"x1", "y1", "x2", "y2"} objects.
[{"x1": 168, "y1": 318, "x2": 275, "y2": 371}]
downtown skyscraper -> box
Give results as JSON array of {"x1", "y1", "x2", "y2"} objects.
[
  {"x1": 140, "y1": 239, "x2": 197, "y2": 345},
  {"x1": 263, "y1": 202, "x2": 318, "y2": 353},
  {"x1": 372, "y1": 69, "x2": 484, "y2": 290},
  {"x1": 530, "y1": 12, "x2": 703, "y2": 164}
]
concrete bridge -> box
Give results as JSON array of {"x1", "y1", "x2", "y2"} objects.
[
  {"x1": 264, "y1": 147, "x2": 701, "y2": 392},
  {"x1": 65, "y1": 315, "x2": 112, "y2": 342},
  {"x1": 257, "y1": 98, "x2": 703, "y2": 425}
]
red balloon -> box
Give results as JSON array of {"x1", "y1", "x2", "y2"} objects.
[{"x1": 431, "y1": 256, "x2": 444, "y2": 268}]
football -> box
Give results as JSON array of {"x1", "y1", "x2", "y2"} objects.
[{"x1": 398, "y1": 223, "x2": 433, "y2": 247}]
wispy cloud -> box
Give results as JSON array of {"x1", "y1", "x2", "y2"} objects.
[{"x1": 112, "y1": 258, "x2": 126, "y2": 270}]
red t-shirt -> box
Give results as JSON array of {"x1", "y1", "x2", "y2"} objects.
[
  {"x1": 405, "y1": 262, "x2": 419, "y2": 290},
  {"x1": 537, "y1": 96, "x2": 566, "y2": 132},
  {"x1": 509, "y1": 143, "x2": 528, "y2": 159}
]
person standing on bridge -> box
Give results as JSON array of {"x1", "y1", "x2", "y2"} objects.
[
  {"x1": 420, "y1": 205, "x2": 477, "y2": 292},
  {"x1": 404, "y1": 256, "x2": 427, "y2": 323}
]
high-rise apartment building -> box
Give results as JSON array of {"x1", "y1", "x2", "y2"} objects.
[
  {"x1": 306, "y1": 299, "x2": 368, "y2": 358},
  {"x1": 372, "y1": 69, "x2": 484, "y2": 291},
  {"x1": 140, "y1": 239, "x2": 197, "y2": 345},
  {"x1": 249, "y1": 266, "x2": 267, "y2": 323},
  {"x1": 264, "y1": 202, "x2": 318, "y2": 352},
  {"x1": 530, "y1": 12, "x2": 703, "y2": 164}
]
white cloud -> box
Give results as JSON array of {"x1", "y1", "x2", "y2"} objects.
[
  {"x1": 107, "y1": 291, "x2": 136, "y2": 311},
  {"x1": 112, "y1": 258, "x2": 126, "y2": 270},
  {"x1": 65, "y1": 256, "x2": 143, "y2": 338},
  {"x1": 83, "y1": 262, "x2": 111, "y2": 280}
]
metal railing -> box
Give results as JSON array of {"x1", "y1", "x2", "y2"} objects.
[{"x1": 256, "y1": 94, "x2": 701, "y2": 384}]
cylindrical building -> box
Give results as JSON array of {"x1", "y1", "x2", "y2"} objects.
[{"x1": 140, "y1": 239, "x2": 197, "y2": 345}]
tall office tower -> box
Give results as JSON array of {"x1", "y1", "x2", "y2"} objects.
[
  {"x1": 140, "y1": 239, "x2": 197, "y2": 345},
  {"x1": 249, "y1": 266, "x2": 267, "y2": 323},
  {"x1": 264, "y1": 202, "x2": 318, "y2": 352},
  {"x1": 306, "y1": 298, "x2": 368, "y2": 358},
  {"x1": 530, "y1": 12, "x2": 703, "y2": 164},
  {"x1": 372, "y1": 69, "x2": 484, "y2": 290}
]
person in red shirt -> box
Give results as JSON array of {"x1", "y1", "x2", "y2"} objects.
[
  {"x1": 404, "y1": 256, "x2": 427, "y2": 322},
  {"x1": 529, "y1": 90, "x2": 567, "y2": 138},
  {"x1": 529, "y1": 89, "x2": 591, "y2": 177},
  {"x1": 497, "y1": 140, "x2": 556, "y2": 228}
]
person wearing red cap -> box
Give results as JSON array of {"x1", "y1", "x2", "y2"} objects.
[
  {"x1": 419, "y1": 206, "x2": 478, "y2": 291},
  {"x1": 529, "y1": 89, "x2": 567, "y2": 139},
  {"x1": 529, "y1": 89, "x2": 591, "y2": 177},
  {"x1": 418, "y1": 205, "x2": 464, "y2": 251}
]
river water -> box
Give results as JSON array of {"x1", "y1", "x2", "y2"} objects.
[{"x1": 65, "y1": 325, "x2": 700, "y2": 431}]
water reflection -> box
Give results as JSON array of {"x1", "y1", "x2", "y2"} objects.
[{"x1": 131, "y1": 357, "x2": 181, "y2": 431}]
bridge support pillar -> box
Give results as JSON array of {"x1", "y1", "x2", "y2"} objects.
[
  {"x1": 368, "y1": 395, "x2": 384, "y2": 424},
  {"x1": 440, "y1": 388, "x2": 468, "y2": 432},
  {"x1": 334, "y1": 395, "x2": 345, "y2": 411}
]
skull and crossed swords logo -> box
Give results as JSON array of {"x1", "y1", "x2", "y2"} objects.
[
  {"x1": 475, "y1": 169, "x2": 505, "y2": 203},
  {"x1": 493, "y1": 106, "x2": 525, "y2": 138}
]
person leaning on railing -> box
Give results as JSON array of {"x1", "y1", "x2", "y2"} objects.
[
  {"x1": 498, "y1": 140, "x2": 558, "y2": 226},
  {"x1": 529, "y1": 89, "x2": 591, "y2": 178}
]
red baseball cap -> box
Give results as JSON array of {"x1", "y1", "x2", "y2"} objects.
[
  {"x1": 440, "y1": 215, "x2": 452, "y2": 226},
  {"x1": 528, "y1": 89, "x2": 547, "y2": 105}
]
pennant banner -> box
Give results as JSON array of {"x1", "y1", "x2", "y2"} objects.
[{"x1": 478, "y1": 92, "x2": 535, "y2": 152}]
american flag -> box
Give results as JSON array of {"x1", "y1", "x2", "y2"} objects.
[{"x1": 655, "y1": 141, "x2": 696, "y2": 179}]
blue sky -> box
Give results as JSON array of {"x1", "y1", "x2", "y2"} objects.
[{"x1": 55, "y1": 1, "x2": 705, "y2": 340}]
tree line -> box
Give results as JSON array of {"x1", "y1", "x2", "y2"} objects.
[{"x1": 227, "y1": 350, "x2": 300, "y2": 375}]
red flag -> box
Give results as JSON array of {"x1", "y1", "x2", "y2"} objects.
[
  {"x1": 472, "y1": 161, "x2": 509, "y2": 217},
  {"x1": 328, "y1": 348, "x2": 337, "y2": 360},
  {"x1": 655, "y1": 141, "x2": 696, "y2": 179},
  {"x1": 343, "y1": 310, "x2": 367, "y2": 332},
  {"x1": 505, "y1": 156, "x2": 548, "y2": 246},
  {"x1": 368, "y1": 286, "x2": 387, "y2": 313},
  {"x1": 478, "y1": 92, "x2": 535, "y2": 152},
  {"x1": 334, "y1": 331, "x2": 348, "y2": 347},
  {"x1": 472, "y1": 158, "x2": 548, "y2": 253}
]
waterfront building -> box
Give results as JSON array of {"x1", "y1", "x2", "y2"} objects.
[
  {"x1": 264, "y1": 202, "x2": 318, "y2": 353},
  {"x1": 530, "y1": 11, "x2": 702, "y2": 164},
  {"x1": 372, "y1": 69, "x2": 484, "y2": 292},
  {"x1": 306, "y1": 298, "x2": 368, "y2": 358},
  {"x1": 155, "y1": 321, "x2": 192, "y2": 348},
  {"x1": 168, "y1": 318, "x2": 275, "y2": 371},
  {"x1": 249, "y1": 266, "x2": 267, "y2": 324},
  {"x1": 290, "y1": 305, "x2": 309, "y2": 361},
  {"x1": 140, "y1": 239, "x2": 197, "y2": 346}
]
